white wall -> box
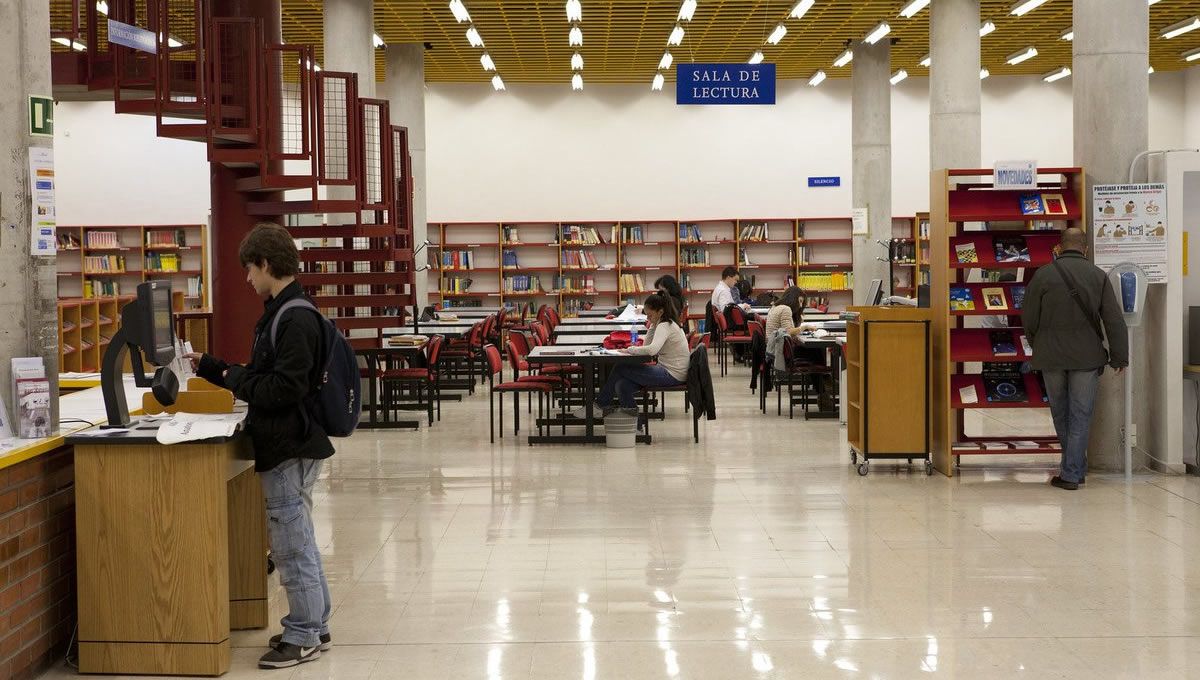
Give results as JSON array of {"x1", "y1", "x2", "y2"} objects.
[{"x1": 52, "y1": 72, "x2": 1194, "y2": 226}]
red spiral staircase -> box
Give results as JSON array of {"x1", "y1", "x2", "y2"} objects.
[{"x1": 50, "y1": 0, "x2": 415, "y2": 354}]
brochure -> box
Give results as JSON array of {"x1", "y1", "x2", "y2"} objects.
[
  {"x1": 949, "y1": 287, "x2": 975, "y2": 312},
  {"x1": 1019, "y1": 193, "x2": 1045, "y2": 215},
  {"x1": 982, "y1": 287, "x2": 1007, "y2": 311},
  {"x1": 954, "y1": 242, "x2": 979, "y2": 264},
  {"x1": 1042, "y1": 193, "x2": 1067, "y2": 215},
  {"x1": 993, "y1": 235, "x2": 1031, "y2": 263}
]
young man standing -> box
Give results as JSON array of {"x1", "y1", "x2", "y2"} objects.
[
  {"x1": 1022, "y1": 228, "x2": 1128, "y2": 491},
  {"x1": 187, "y1": 223, "x2": 335, "y2": 668}
]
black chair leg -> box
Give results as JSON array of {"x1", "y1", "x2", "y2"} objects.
[
  {"x1": 489, "y1": 389, "x2": 495, "y2": 443},
  {"x1": 513, "y1": 391, "x2": 521, "y2": 434}
]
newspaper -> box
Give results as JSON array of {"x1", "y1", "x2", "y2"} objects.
[{"x1": 156, "y1": 411, "x2": 247, "y2": 445}]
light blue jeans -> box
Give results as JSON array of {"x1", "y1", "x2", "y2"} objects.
[
  {"x1": 1040, "y1": 368, "x2": 1101, "y2": 484},
  {"x1": 261, "y1": 458, "x2": 331, "y2": 647}
]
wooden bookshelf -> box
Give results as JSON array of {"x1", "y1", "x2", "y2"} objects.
[{"x1": 929, "y1": 167, "x2": 1086, "y2": 476}]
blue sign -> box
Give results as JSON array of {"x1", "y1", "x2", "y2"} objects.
[
  {"x1": 808, "y1": 176, "x2": 841, "y2": 188},
  {"x1": 107, "y1": 19, "x2": 157, "y2": 54},
  {"x1": 676, "y1": 63, "x2": 776, "y2": 105}
]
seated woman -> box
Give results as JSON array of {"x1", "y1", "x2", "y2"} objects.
[
  {"x1": 576, "y1": 294, "x2": 690, "y2": 418},
  {"x1": 765, "y1": 286, "x2": 820, "y2": 338},
  {"x1": 653, "y1": 274, "x2": 687, "y2": 331}
]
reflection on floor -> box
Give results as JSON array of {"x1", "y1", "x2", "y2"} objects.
[{"x1": 40, "y1": 360, "x2": 1200, "y2": 679}]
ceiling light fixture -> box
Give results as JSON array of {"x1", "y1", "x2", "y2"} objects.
[
  {"x1": 833, "y1": 48, "x2": 853, "y2": 67},
  {"x1": 53, "y1": 37, "x2": 87, "y2": 51},
  {"x1": 96, "y1": 1, "x2": 108, "y2": 15},
  {"x1": 167, "y1": 36, "x2": 184, "y2": 48},
  {"x1": 373, "y1": 33, "x2": 385, "y2": 48},
  {"x1": 980, "y1": 68, "x2": 990, "y2": 79},
  {"x1": 900, "y1": 0, "x2": 930, "y2": 19},
  {"x1": 571, "y1": 52, "x2": 584, "y2": 70},
  {"x1": 1161, "y1": 16, "x2": 1200, "y2": 39},
  {"x1": 449, "y1": 0, "x2": 471, "y2": 23},
  {"x1": 1061, "y1": 28, "x2": 1073, "y2": 41},
  {"x1": 679, "y1": 0, "x2": 698, "y2": 22},
  {"x1": 569, "y1": 25, "x2": 583, "y2": 45},
  {"x1": 1006, "y1": 46, "x2": 1038, "y2": 65},
  {"x1": 566, "y1": 0, "x2": 582, "y2": 22},
  {"x1": 1010, "y1": 0, "x2": 1051, "y2": 17},
  {"x1": 748, "y1": 50, "x2": 765, "y2": 65},
  {"x1": 466, "y1": 26, "x2": 484, "y2": 47},
  {"x1": 1042, "y1": 66, "x2": 1070, "y2": 82},
  {"x1": 1185, "y1": 46, "x2": 1200, "y2": 62},
  {"x1": 652, "y1": 73, "x2": 665, "y2": 90},
  {"x1": 572, "y1": 73, "x2": 583, "y2": 90},
  {"x1": 767, "y1": 24, "x2": 788, "y2": 45},
  {"x1": 491, "y1": 74, "x2": 505, "y2": 91},
  {"x1": 1148, "y1": 66, "x2": 1155, "y2": 73},
  {"x1": 864, "y1": 22, "x2": 890, "y2": 44},
  {"x1": 1149, "y1": 0, "x2": 1162, "y2": 5},
  {"x1": 659, "y1": 52, "x2": 674, "y2": 70},
  {"x1": 481, "y1": 53, "x2": 495, "y2": 71},
  {"x1": 980, "y1": 21, "x2": 996, "y2": 37},
  {"x1": 890, "y1": 69, "x2": 908, "y2": 85},
  {"x1": 669, "y1": 24, "x2": 685, "y2": 45},
  {"x1": 791, "y1": 0, "x2": 816, "y2": 20},
  {"x1": 919, "y1": 54, "x2": 931, "y2": 67},
  {"x1": 808, "y1": 70, "x2": 826, "y2": 86}
]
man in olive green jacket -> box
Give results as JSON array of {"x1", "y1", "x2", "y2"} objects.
[{"x1": 1022, "y1": 228, "x2": 1128, "y2": 491}]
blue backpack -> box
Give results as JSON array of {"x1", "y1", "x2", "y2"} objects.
[{"x1": 269, "y1": 299, "x2": 361, "y2": 437}]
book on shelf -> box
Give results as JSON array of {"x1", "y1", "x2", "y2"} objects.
[
  {"x1": 1042, "y1": 193, "x2": 1067, "y2": 216},
  {"x1": 502, "y1": 226, "x2": 522, "y2": 244},
  {"x1": 993, "y1": 235, "x2": 1030, "y2": 263},
  {"x1": 556, "y1": 274, "x2": 597, "y2": 293},
  {"x1": 981, "y1": 287, "x2": 1007, "y2": 311},
  {"x1": 442, "y1": 250, "x2": 474, "y2": 270},
  {"x1": 1010, "y1": 285, "x2": 1026, "y2": 310},
  {"x1": 919, "y1": 219, "x2": 930, "y2": 239},
  {"x1": 1019, "y1": 193, "x2": 1045, "y2": 215},
  {"x1": 1019, "y1": 334, "x2": 1033, "y2": 356},
  {"x1": 795, "y1": 272, "x2": 853, "y2": 292},
  {"x1": 990, "y1": 330, "x2": 1017, "y2": 356},
  {"x1": 890, "y1": 240, "x2": 916, "y2": 263},
  {"x1": 561, "y1": 249, "x2": 599, "y2": 268},
  {"x1": 949, "y1": 286, "x2": 975, "y2": 311},
  {"x1": 504, "y1": 274, "x2": 543, "y2": 293},
  {"x1": 145, "y1": 252, "x2": 181, "y2": 272},
  {"x1": 618, "y1": 273, "x2": 646, "y2": 294},
  {"x1": 502, "y1": 249, "x2": 519, "y2": 268},
  {"x1": 620, "y1": 224, "x2": 645, "y2": 244},
  {"x1": 680, "y1": 223, "x2": 703, "y2": 242},
  {"x1": 85, "y1": 231, "x2": 120, "y2": 249},
  {"x1": 57, "y1": 232, "x2": 81, "y2": 249},
  {"x1": 740, "y1": 223, "x2": 768, "y2": 241},
  {"x1": 83, "y1": 255, "x2": 126, "y2": 273},
  {"x1": 681, "y1": 247, "x2": 710, "y2": 266},
  {"x1": 186, "y1": 275, "x2": 203, "y2": 299},
  {"x1": 954, "y1": 242, "x2": 979, "y2": 264},
  {"x1": 145, "y1": 229, "x2": 187, "y2": 247},
  {"x1": 443, "y1": 277, "x2": 473, "y2": 294},
  {"x1": 561, "y1": 224, "x2": 603, "y2": 245},
  {"x1": 981, "y1": 362, "x2": 1027, "y2": 403},
  {"x1": 739, "y1": 249, "x2": 753, "y2": 266}
]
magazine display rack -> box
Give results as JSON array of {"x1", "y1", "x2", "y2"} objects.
[{"x1": 929, "y1": 167, "x2": 1086, "y2": 476}]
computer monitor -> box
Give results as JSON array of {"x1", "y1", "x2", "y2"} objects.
[
  {"x1": 866, "y1": 278, "x2": 884, "y2": 306},
  {"x1": 100, "y1": 281, "x2": 179, "y2": 427}
]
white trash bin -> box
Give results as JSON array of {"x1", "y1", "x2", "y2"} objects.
[{"x1": 604, "y1": 412, "x2": 637, "y2": 449}]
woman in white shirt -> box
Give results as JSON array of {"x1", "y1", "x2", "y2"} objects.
[{"x1": 579, "y1": 293, "x2": 690, "y2": 418}]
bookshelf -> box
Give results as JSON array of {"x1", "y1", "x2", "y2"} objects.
[
  {"x1": 889, "y1": 216, "x2": 918, "y2": 296},
  {"x1": 929, "y1": 167, "x2": 1086, "y2": 476}
]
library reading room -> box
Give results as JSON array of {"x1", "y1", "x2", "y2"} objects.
[{"x1": 3, "y1": 0, "x2": 1200, "y2": 677}]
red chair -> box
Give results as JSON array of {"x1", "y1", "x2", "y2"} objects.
[
  {"x1": 381, "y1": 335, "x2": 445, "y2": 426},
  {"x1": 484, "y1": 344, "x2": 552, "y2": 442},
  {"x1": 776, "y1": 336, "x2": 834, "y2": 419},
  {"x1": 439, "y1": 321, "x2": 484, "y2": 392}
]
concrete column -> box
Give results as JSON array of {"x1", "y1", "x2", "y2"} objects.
[
  {"x1": 929, "y1": 0, "x2": 981, "y2": 170},
  {"x1": 323, "y1": 0, "x2": 376, "y2": 99},
  {"x1": 851, "y1": 39, "x2": 892, "y2": 302},
  {"x1": 0, "y1": 0, "x2": 58, "y2": 422},
  {"x1": 1074, "y1": 0, "x2": 1149, "y2": 471},
  {"x1": 381, "y1": 44, "x2": 429, "y2": 306}
]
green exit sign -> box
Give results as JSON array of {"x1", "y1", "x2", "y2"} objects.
[{"x1": 29, "y1": 95, "x2": 53, "y2": 137}]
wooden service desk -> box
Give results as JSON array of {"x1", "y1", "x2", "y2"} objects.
[{"x1": 65, "y1": 426, "x2": 267, "y2": 676}]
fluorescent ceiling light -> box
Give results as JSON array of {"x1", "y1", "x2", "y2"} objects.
[
  {"x1": 1042, "y1": 66, "x2": 1070, "y2": 82},
  {"x1": 748, "y1": 50, "x2": 765, "y2": 65},
  {"x1": 466, "y1": 26, "x2": 484, "y2": 47},
  {"x1": 808, "y1": 70, "x2": 826, "y2": 86},
  {"x1": 652, "y1": 73, "x2": 665, "y2": 90},
  {"x1": 572, "y1": 73, "x2": 583, "y2": 90},
  {"x1": 679, "y1": 0, "x2": 697, "y2": 22},
  {"x1": 980, "y1": 68, "x2": 990, "y2": 79},
  {"x1": 791, "y1": 0, "x2": 815, "y2": 20},
  {"x1": 481, "y1": 53, "x2": 495, "y2": 71},
  {"x1": 449, "y1": 0, "x2": 471, "y2": 23},
  {"x1": 1061, "y1": 28, "x2": 1073, "y2": 41},
  {"x1": 980, "y1": 21, "x2": 996, "y2": 37},
  {"x1": 900, "y1": 0, "x2": 930, "y2": 19},
  {"x1": 1149, "y1": 0, "x2": 1162, "y2": 5},
  {"x1": 1010, "y1": 0, "x2": 1050, "y2": 17},
  {"x1": 668, "y1": 24, "x2": 685, "y2": 46},
  {"x1": 373, "y1": 33, "x2": 385, "y2": 48},
  {"x1": 167, "y1": 36, "x2": 184, "y2": 48},
  {"x1": 96, "y1": 1, "x2": 108, "y2": 15},
  {"x1": 1161, "y1": 16, "x2": 1200, "y2": 39},
  {"x1": 491, "y1": 74, "x2": 505, "y2": 90},
  {"x1": 659, "y1": 52, "x2": 674, "y2": 69},
  {"x1": 833, "y1": 48, "x2": 853, "y2": 67},
  {"x1": 890, "y1": 69, "x2": 908, "y2": 85},
  {"x1": 53, "y1": 37, "x2": 86, "y2": 51},
  {"x1": 767, "y1": 24, "x2": 788, "y2": 45},
  {"x1": 1148, "y1": 66, "x2": 1155, "y2": 73},
  {"x1": 864, "y1": 22, "x2": 890, "y2": 44},
  {"x1": 1006, "y1": 46, "x2": 1038, "y2": 65},
  {"x1": 569, "y1": 26, "x2": 583, "y2": 46},
  {"x1": 571, "y1": 52, "x2": 583, "y2": 70},
  {"x1": 1185, "y1": 46, "x2": 1200, "y2": 62},
  {"x1": 919, "y1": 54, "x2": 931, "y2": 67},
  {"x1": 566, "y1": 0, "x2": 582, "y2": 22}
]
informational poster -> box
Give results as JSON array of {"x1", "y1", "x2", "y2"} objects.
[
  {"x1": 28, "y1": 147, "x2": 56, "y2": 256},
  {"x1": 1092, "y1": 183, "x2": 1168, "y2": 283},
  {"x1": 852, "y1": 208, "x2": 869, "y2": 235}
]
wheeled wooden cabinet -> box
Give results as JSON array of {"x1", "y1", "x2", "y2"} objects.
[
  {"x1": 845, "y1": 306, "x2": 933, "y2": 476},
  {"x1": 68, "y1": 432, "x2": 268, "y2": 676}
]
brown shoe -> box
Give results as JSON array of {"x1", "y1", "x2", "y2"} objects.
[{"x1": 1050, "y1": 476, "x2": 1079, "y2": 491}]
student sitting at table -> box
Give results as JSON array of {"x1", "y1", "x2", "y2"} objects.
[
  {"x1": 574, "y1": 293, "x2": 689, "y2": 418},
  {"x1": 654, "y1": 274, "x2": 687, "y2": 331},
  {"x1": 765, "y1": 286, "x2": 821, "y2": 338}
]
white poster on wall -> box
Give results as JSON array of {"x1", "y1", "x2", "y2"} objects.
[
  {"x1": 1092, "y1": 183, "x2": 1168, "y2": 283},
  {"x1": 851, "y1": 208, "x2": 869, "y2": 235},
  {"x1": 28, "y1": 147, "x2": 57, "y2": 256}
]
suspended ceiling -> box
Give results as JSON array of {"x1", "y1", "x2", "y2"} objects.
[{"x1": 278, "y1": 1, "x2": 1199, "y2": 84}]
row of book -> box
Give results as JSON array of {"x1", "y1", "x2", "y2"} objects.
[
  {"x1": 986, "y1": 329, "x2": 1033, "y2": 358},
  {"x1": 796, "y1": 272, "x2": 854, "y2": 292},
  {"x1": 442, "y1": 277, "x2": 473, "y2": 293},
  {"x1": 616, "y1": 224, "x2": 648, "y2": 244},
  {"x1": 889, "y1": 240, "x2": 918, "y2": 264},
  {"x1": 84, "y1": 255, "x2": 126, "y2": 273},
  {"x1": 618, "y1": 274, "x2": 647, "y2": 294},
  {"x1": 556, "y1": 275, "x2": 597, "y2": 293},
  {"x1": 145, "y1": 253, "x2": 181, "y2": 272},
  {"x1": 57, "y1": 232, "x2": 81, "y2": 249},
  {"x1": 1020, "y1": 193, "x2": 1068, "y2": 216},
  {"x1": 146, "y1": 229, "x2": 188, "y2": 247},
  {"x1": 83, "y1": 280, "x2": 122, "y2": 298},
  {"x1": 441, "y1": 250, "x2": 476, "y2": 270},
  {"x1": 681, "y1": 247, "x2": 710, "y2": 266},
  {"x1": 561, "y1": 250, "x2": 600, "y2": 268},
  {"x1": 561, "y1": 225, "x2": 603, "y2": 245},
  {"x1": 949, "y1": 285, "x2": 1026, "y2": 312},
  {"x1": 679, "y1": 223, "x2": 705, "y2": 242},
  {"x1": 185, "y1": 275, "x2": 203, "y2": 299},
  {"x1": 739, "y1": 223, "x2": 770, "y2": 241},
  {"x1": 560, "y1": 298, "x2": 595, "y2": 317},
  {"x1": 85, "y1": 231, "x2": 121, "y2": 249},
  {"x1": 504, "y1": 275, "x2": 543, "y2": 293}
]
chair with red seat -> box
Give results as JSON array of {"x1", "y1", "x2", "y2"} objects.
[
  {"x1": 775, "y1": 335, "x2": 834, "y2": 419},
  {"x1": 381, "y1": 335, "x2": 445, "y2": 426},
  {"x1": 483, "y1": 344, "x2": 552, "y2": 442},
  {"x1": 439, "y1": 321, "x2": 484, "y2": 392}
]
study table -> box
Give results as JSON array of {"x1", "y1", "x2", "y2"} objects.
[
  {"x1": 356, "y1": 343, "x2": 428, "y2": 429},
  {"x1": 524, "y1": 346, "x2": 653, "y2": 445}
]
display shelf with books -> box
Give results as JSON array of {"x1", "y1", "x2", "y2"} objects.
[
  {"x1": 916, "y1": 212, "x2": 932, "y2": 289},
  {"x1": 891, "y1": 216, "x2": 918, "y2": 294},
  {"x1": 930, "y1": 167, "x2": 1086, "y2": 475}
]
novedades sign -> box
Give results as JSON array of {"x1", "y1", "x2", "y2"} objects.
[
  {"x1": 676, "y1": 64, "x2": 776, "y2": 105},
  {"x1": 994, "y1": 160, "x2": 1038, "y2": 190}
]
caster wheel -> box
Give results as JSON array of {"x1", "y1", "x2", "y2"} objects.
[
  {"x1": 925, "y1": 461, "x2": 934, "y2": 476},
  {"x1": 857, "y1": 462, "x2": 869, "y2": 476}
]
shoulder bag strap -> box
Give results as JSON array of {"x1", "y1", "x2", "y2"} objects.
[{"x1": 1051, "y1": 259, "x2": 1104, "y2": 341}]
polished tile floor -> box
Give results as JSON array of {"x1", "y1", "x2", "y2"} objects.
[{"x1": 42, "y1": 362, "x2": 1200, "y2": 679}]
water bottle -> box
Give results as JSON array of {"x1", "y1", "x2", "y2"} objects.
[{"x1": 630, "y1": 322, "x2": 639, "y2": 346}]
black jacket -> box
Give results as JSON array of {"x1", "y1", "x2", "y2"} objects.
[
  {"x1": 686, "y1": 344, "x2": 716, "y2": 421},
  {"x1": 197, "y1": 281, "x2": 335, "y2": 471},
  {"x1": 1022, "y1": 251, "x2": 1129, "y2": 372}
]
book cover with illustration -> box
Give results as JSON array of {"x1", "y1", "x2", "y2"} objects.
[
  {"x1": 954, "y1": 242, "x2": 979, "y2": 264},
  {"x1": 981, "y1": 362, "x2": 1027, "y2": 403},
  {"x1": 990, "y1": 330, "x2": 1017, "y2": 356},
  {"x1": 1010, "y1": 285, "x2": 1026, "y2": 310},
  {"x1": 982, "y1": 287, "x2": 1008, "y2": 311},
  {"x1": 1042, "y1": 193, "x2": 1067, "y2": 215},
  {"x1": 993, "y1": 235, "x2": 1031, "y2": 263},
  {"x1": 949, "y1": 287, "x2": 975, "y2": 311},
  {"x1": 1019, "y1": 194, "x2": 1045, "y2": 215}
]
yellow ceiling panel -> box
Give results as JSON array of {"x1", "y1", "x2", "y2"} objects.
[{"x1": 274, "y1": 0, "x2": 1199, "y2": 84}]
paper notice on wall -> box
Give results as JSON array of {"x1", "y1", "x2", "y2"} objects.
[
  {"x1": 28, "y1": 147, "x2": 56, "y2": 256},
  {"x1": 1092, "y1": 183, "x2": 1167, "y2": 283},
  {"x1": 852, "y1": 208, "x2": 869, "y2": 236}
]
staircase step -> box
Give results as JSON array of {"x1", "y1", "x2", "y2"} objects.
[
  {"x1": 157, "y1": 122, "x2": 209, "y2": 142},
  {"x1": 303, "y1": 272, "x2": 407, "y2": 286},
  {"x1": 247, "y1": 200, "x2": 365, "y2": 217},
  {"x1": 308, "y1": 294, "x2": 414, "y2": 308},
  {"x1": 299, "y1": 248, "x2": 405, "y2": 263},
  {"x1": 331, "y1": 316, "x2": 409, "y2": 331},
  {"x1": 236, "y1": 175, "x2": 315, "y2": 193},
  {"x1": 286, "y1": 223, "x2": 398, "y2": 239}
]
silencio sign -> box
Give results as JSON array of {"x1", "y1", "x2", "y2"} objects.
[{"x1": 676, "y1": 63, "x2": 776, "y2": 105}]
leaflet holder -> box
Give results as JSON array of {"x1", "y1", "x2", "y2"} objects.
[{"x1": 100, "y1": 281, "x2": 180, "y2": 428}]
